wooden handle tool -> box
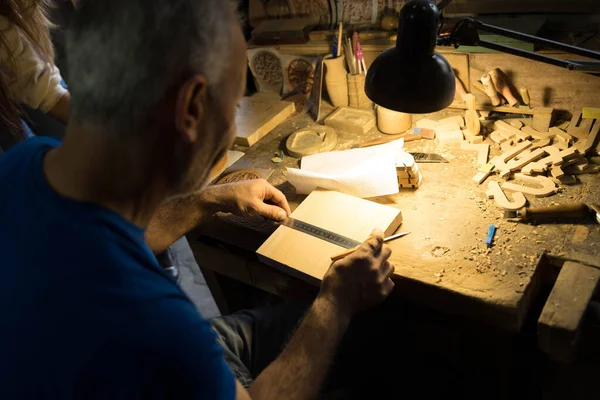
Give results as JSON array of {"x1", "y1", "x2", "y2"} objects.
[
  {"x1": 488, "y1": 68, "x2": 519, "y2": 106},
  {"x1": 504, "y1": 203, "x2": 592, "y2": 222},
  {"x1": 330, "y1": 232, "x2": 410, "y2": 262},
  {"x1": 480, "y1": 73, "x2": 501, "y2": 106},
  {"x1": 455, "y1": 76, "x2": 468, "y2": 102}
]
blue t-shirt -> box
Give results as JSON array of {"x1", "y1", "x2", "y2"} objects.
[{"x1": 0, "y1": 137, "x2": 235, "y2": 399}]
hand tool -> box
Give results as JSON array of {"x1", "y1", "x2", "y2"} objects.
[
  {"x1": 485, "y1": 224, "x2": 497, "y2": 248},
  {"x1": 409, "y1": 152, "x2": 449, "y2": 163},
  {"x1": 281, "y1": 217, "x2": 361, "y2": 249},
  {"x1": 330, "y1": 232, "x2": 410, "y2": 261},
  {"x1": 503, "y1": 203, "x2": 599, "y2": 223}
]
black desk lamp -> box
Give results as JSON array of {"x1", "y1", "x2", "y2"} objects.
[
  {"x1": 366, "y1": 0, "x2": 600, "y2": 114},
  {"x1": 365, "y1": 0, "x2": 455, "y2": 114}
]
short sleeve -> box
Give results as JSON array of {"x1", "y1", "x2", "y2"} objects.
[
  {"x1": 0, "y1": 16, "x2": 67, "y2": 112},
  {"x1": 159, "y1": 303, "x2": 237, "y2": 399}
]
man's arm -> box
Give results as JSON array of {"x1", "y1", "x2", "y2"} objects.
[
  {"x1": 146, "y1": 179, "x2": 290, "y2": 253},
  {"x1": 238, "y1": 231, "x2": 395, "y2": 400},
  {"x1": 47, "y1": 92, "x2": 70, "y2": 125}
]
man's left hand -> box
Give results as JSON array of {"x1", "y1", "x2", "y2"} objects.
[{"x1": 203, "y1": 179, "x2": 292, "y2": 222}]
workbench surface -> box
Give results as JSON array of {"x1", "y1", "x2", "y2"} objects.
[{"x1": 189, "y1": 107, "x2": 600, "y2": 332}]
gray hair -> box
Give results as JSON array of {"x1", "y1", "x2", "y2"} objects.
[{"x1": 67, "y1": 0, "x2": 235, "y2": 134}]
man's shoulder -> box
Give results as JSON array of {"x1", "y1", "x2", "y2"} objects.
[{"x1": 0, "y1": 136, "x2": 59, "y2": 170}]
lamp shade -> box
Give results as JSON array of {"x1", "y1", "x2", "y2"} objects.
[{"x1": 365, "y1": 0, "x2": 455, "y2": 113}]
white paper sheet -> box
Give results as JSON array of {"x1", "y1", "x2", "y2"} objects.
[{"x1": 287, "y1": 139, "x2": 405, "y2": 198}]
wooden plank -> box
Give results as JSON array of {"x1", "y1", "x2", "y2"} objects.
[
  {"x1": 538, "y1": 261, "x2": 600, "y2": 363},
  {"x1": 235, "y1": 93, "x2": 296, "y2": 147},
  {"x1": 257, "y1": 189, "x2": 403, "y2": 284}
]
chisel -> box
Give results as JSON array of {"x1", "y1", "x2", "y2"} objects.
[{"x1": 503, "y1": 203, "x2": 595, "y2": 223}]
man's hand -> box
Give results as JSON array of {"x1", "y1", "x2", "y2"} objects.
[
  {"x1": 319, "y1": 229, "x2": 394, "y2": 319},
  {"x1": 202, "y1": 179, "x2": 291, "y2": 222}
]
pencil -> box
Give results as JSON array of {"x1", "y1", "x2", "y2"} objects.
[{"x1": 337, "y1": 22, "x2": 343, "y2": 57}]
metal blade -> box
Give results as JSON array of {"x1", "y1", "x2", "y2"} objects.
[{"x1": 409, "y1": 152, "x2": 450, "y2": 163}]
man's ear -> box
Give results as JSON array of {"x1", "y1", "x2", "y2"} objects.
[{"x1": 175, "y1": 74, "x2": 208, "y2": 144}]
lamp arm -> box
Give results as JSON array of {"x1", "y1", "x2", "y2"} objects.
[{"x1": 438, "y1": 17, "x2": 600, "y2": 73}]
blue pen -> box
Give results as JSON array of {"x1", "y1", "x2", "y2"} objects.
[
  {"x1": 485, "y1": 224, "x2": 497, "y2": 248},
  {"x1": 332, "y1": 36, "x2": 338, "y2": 58}
]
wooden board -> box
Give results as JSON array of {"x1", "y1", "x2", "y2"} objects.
[
  {"x1": 538, "y1": 261, "x2": 600, "y2": 363},
  {"x1": 235, "y1": 93, "x2": 296, "y2": 147},
  {"x1": 257, "y1": 189, "x2": 403, "y2": 284}
]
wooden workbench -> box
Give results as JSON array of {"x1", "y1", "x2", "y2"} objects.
[{"x1": 187, "y1": 106, "x2": 600, "y2": 334}]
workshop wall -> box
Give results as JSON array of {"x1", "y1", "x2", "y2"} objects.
[{"x1": 268, "y1": 0, "x2": 598, "y2": 24}]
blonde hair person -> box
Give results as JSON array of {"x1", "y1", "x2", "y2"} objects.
[{"x1": 0, "y1": 0, "x2": 70, "y2": 141}]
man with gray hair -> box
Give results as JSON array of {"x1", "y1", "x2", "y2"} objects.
[{"x1": 0, "y1": 0, "x2": 395, "y2": 398}]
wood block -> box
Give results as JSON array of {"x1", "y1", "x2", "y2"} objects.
[
  {"x1": 435, "y1": 121, "x2": 461, "y2": 133},
  {"x1": 530, "y1": 138, "x2": 552, "y2": 150},
  {"x1": 568, "y1": 111, "x2": 594, "y2": 139},
  {"x1": 324, "y1": 107, "x2": 376, "y2": 135},
  {"x1": 415, "y1": 118, "x2": 439, "y2": 130},
  {"x1": 550, "y1": 165, "x2": 565, "y2": 179},
  {"x1": 552, "y1": 140, "x2": 568, "y2": 150},
  {"x1": 552, "y1": 127, "x2": 574, "y2": 145},
  {"x1": 235, "y1": 93, "x2": 296, "y2": 146},
  {"x1": 461, "y1": 142, "x2": 489, "y2": 165},
  {"x1": 553, "y1": 175, "x2": 577, "y2": 185},
  {"x1": 494, "y1": 120, "x2": 530, "y2": 142},
  {"x1": 486, "y1": 181, "x2": 527, "y2": 211},
  {"x1": 501, "y1": 140, "x2": 514, "y2": 152},
  {"x1": 504, "y1": 148, "x2": 546, "y2": 175},
  {"x1": 398, "y1": 172, "x2": 423, "y2": 189},
  {"x1": 492, "y1": 141, "x2": 533, "y2": 165},
  {"x1": 532, "y1": 109, "x2": 553, "y2": 132},
  {"x1": 563, "y1": 165, "x2": 600, "y2": 175},
  {"x1": 491, "y1": 131, "x2": 509, "y2": 144},
  {"x1": 438, "y1": 115, "x2": 465, "y2": 128},
  {"x1": 521, "y1": 146, "x2": 562, "y2": 175},
  {"x1": 472, "y1": 162, "x2": 495, "y2": 185},
  {"x1": 502, "y1": 174, "x2": 558, "y2": 198},
  {"x1": 538, "y1": 262, "x2": 600, "y2": 363},
  {"x1": 257, "y1": 189, "x2": 404, "y2": 284},
  {"x1": 550, "y1": 147, "x2": 580, "y2": 166},
  {"x1": 437, "y1": 129, "x2": 464, "y2": 142},
  {"x1": 575, "y1": 120, "x2": 599, "y2": 154},
  {"x1": 509, "y1": 120, "x2": 524, "y2": 129},
  {"x1": 513, "y1": 149, "x2": 531, "y2": 161},
  {"x1": 521, "y1": 126, "x2": 556, "y2": 140},
  {"x1": 462, "y1": 129, "x2": 484, "y2": 144}
]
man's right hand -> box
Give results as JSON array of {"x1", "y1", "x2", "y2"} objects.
[{"x1": 319, "y1": 229, "x2": 395, "y2": 319}]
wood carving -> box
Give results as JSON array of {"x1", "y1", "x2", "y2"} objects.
[
  {"x1": 521, "y1": 126, "x2": 556, "y2": 140},
  {"x1": 488, "y1": 68, "x2": 518, "y2": 106},
  {"x1": 552, "y1": 127, "x2": 574, "y2": 145},
  {"x1": 252, "y1": 50, "x2": 283, "y2": 87},
  {"x1": 486, "y1": 181, "x2": 527, "y2": 211},
  {"x1": 461, "y1": 142, "x2": 489, "y2": 165},
  {"x1": 567, "y1": 111, "x2": 594, "y2": 139},
  {"x1": 530, "y1": 138, "x2": 552, "y2": 150},
  {"x1": 481, "y1": 73, "x2": 501, "y2": 106},
  {"x1": 287, "y1": 58, "x2": 316, "y2": 95},
  {"x1": 521, "y1": 146, "x2": 566, "y2": 175},
  {"x1": 502, "y1": 174, "x2": 558, "y2": 198},
  {"x1": 464, "y1": 93, "x2": 481, "y2": 136},
  {"x1": 494, "y1": 120, "x2": 530, "y2": 142},
  {"x1": 491, "y1": 141, "x2": 533, "y2": 178}
]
